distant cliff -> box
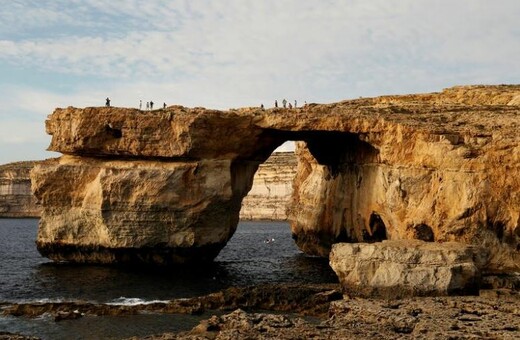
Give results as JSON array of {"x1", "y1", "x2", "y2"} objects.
[
  {"x1": 240, "y1": 152, "x2": 296, "y2": 220},
  {"x1": 0, "y1": 161, "x2": 40, "y2": 218},
  {"x1": 0, "y1": 155, "x2": 295, "y2": 220}
]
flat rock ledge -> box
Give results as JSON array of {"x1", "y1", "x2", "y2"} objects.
[
  {"x1": 150, "y1": 293, "x2": 520, "y2": 340},
  {"x1": 330, "y1": 240, "x2": 487, "y2": 298},
  {"x1": 3, "y1": 284, "x2": 520, "y2": 340}
]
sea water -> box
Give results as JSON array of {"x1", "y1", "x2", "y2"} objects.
[{"x1": 0, "y1": 219, "x2": 337, "y2": 339}]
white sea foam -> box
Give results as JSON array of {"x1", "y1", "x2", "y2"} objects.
[
  {"x1": 14, "y1": 298, "x2": 67, "y2": 304},
  {"x1": 106, "y1": 297, "x2": 170, "y2": 306}
]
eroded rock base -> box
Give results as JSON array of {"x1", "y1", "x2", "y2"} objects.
[{"x1": 36, "y1": 242, "x2": 226, "y2": 265}]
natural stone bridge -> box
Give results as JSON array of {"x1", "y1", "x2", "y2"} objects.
[{"x1": 32, "y1": 85, "x2": 520, "y2": 272}]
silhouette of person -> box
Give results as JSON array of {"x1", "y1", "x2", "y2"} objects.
[
  {"x1": 275, "y1": 100, "x2": 278, "y2": 108},
  {"x1": 163, "y1": 102, "x2": 166, "y2": 109},
  {"x1": 150, "y1": 101, "x2": 154, "y2": 110},
  {"x1": 105, "y1": 97, "x2": 110, "y2": 107},
  {"x1": 139, "y1": 100, "x2": 142, "y2": 110},
  {"x1": 260, "y1": 104, "x2": 264, "y2": 110},
  {"x1": 294, "y1": 100, "x2": 297, "y2": 108},
  {"x1": 282, "y1": 99, "x2": 287, "y2": 108},
  {"x1": 288, "y1": 103, "x2": 293, "y2": 109},
  {"x1": 146, "y1": 102, "x2": 150, "y2": 110}
]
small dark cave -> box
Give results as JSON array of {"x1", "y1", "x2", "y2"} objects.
[
  {"x1": 413, "y1": 223, "x2": 435, "y2": 242},
  {"x1": 364, "y1": 212, "x2": 388, "y2": 242},
  {"x1": 487, "y1": 219, "x2": 505, "y2": 241},
  {"x1": 105, "y1": 124, "x2": 122, "y2": 138}
]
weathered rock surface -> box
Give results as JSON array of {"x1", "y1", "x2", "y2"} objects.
[
  {"x1": 33, "y1": 85, "x2": 520, "y2": 269},
  {"x1": 239, "y1": 152, "x2": 296, "y2": 220},
  {"x1": 32, "y1": 156, "x2": 249, "y2": 264},
  {"x1": 3, "y1": 283, "x2": 519, "y2": 339},
  {"x1": 0, "y1": 161, "x2": 41, "y2": 218},
  {"x1": 128, "y1": 292, "x2": 520, "y2": 340},
  {"x1": 289, "y1": 85, "x2": 520, "y2": 272},
  {"x1": 330, "y1": 240, "x2": 485, "y2": 298},
  {"x1": 0, "y1": 154, "x2": 294, "y2": 220},
  {"x1": 0, "y1": 333, "x2": 40, "y2": 340}
]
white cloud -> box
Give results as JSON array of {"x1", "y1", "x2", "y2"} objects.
[
  {"x1": 0, "y1": 0, "x2": 518, "y2": 163},
  {"x1": 1, "y1": 0, "x2": 518, "y2": 83}
]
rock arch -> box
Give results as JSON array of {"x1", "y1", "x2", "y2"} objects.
[{"x1": 32, "y1": 86, "x2": 520, "y2": 272}]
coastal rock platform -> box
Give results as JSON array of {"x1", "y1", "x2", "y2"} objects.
[
  {"x1": 3, "y1": 284, "x2": 519, "y2": 340},
  {"x1": 155, "y1": 292, "x2": 520, "y2": 340}
]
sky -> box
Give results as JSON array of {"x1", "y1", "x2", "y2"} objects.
[{"x1": 0, "y1": 0, "x2": 519, "y2": 164}]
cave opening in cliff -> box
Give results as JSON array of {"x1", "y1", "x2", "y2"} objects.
[{"x1": 365, "y1": 212, "x2": 387, "y2": 242}]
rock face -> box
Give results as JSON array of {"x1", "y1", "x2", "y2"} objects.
[
  {"x1": 0, "y1": 154, "x2": 295, "y2": 220},
  {"x1": 33, "y1": 157, "x2": 248, "y2": 264},
  {"x1": 329, "y1": 240, "x2": 484, "y2": 298},
  {"x1": 0, "y1": 161, "x2": 41, "y2": 218},
  {"x1": 289, "y1": 85, "x2": 520, "y2": 272},
  {"x1": 239, "y1": 152, "x2": 296, "y2": 220},
  {"x1": 32, "y1": 85, "x2": 520, "y2": 269}
]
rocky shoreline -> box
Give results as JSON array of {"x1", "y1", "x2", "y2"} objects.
[{"x1": 2, "y1": 282, "x2": 519, "y2": 339}]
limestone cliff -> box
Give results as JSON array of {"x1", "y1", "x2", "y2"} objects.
[
  {"x1": 0, "y1": 154, "x2": 295, "y2": 221},
  {"x1": 289, "y1": 86, "x2": 520, "y2": 272},
  {"x1": 239, "y1": 152, "x2": 296, "y2": 220},
  {"x1": 0, "y1": 161, "x2": 41, "y2": 218},
  {"x1": 32, "y1": 85, "x2": 520, "y2": 270}
]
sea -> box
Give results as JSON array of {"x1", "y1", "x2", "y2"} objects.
[{"x1": 0, "y1": 219, "x2": 337, "y2": 339}]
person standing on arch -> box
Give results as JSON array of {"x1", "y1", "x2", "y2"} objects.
[
  {"x1": 139, "y1": 100, "x2": 142, "y2": 110},
  {"x1": 146, "y1": 102, "x2": 150, "y2": 110},
  {"x1": 275, "y1": 100, "x2": 278, "y2": 108},
  {"x1": 105, "y1": 97, "x2": 111, "y2": 107},
  {"x1": 282, "y1": 99, "x2": 287, "y2": 108},
  {"x1": 150, "y1": 101, "x2": 154, "y2": 110}
]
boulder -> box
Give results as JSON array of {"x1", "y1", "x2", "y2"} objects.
[{"x1": 329, "y1": 240, "x2": 486, "y2": 298}]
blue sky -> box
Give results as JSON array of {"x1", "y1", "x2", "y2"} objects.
[{"x1": 0, "y1": 0, "x2": 519, "y2": 163}]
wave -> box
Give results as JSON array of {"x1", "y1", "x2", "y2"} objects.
[{"x1": 106, "y1": 297, "x2": 170, "y2": 306}]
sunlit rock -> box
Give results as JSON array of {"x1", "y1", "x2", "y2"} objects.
[
  {"x1": 329, "y1": 240, "x2": 485, "y2": 297},
  {"x1": 32, "y1": 85, "x2": 520, "y2": 269},
  {"x1": 0, "y1": 161, "x2": 42, "y2": 217}
]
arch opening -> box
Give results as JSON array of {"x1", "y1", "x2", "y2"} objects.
[{"x1": 237, "y1": 129, "x2": 382, "y2": 258}]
